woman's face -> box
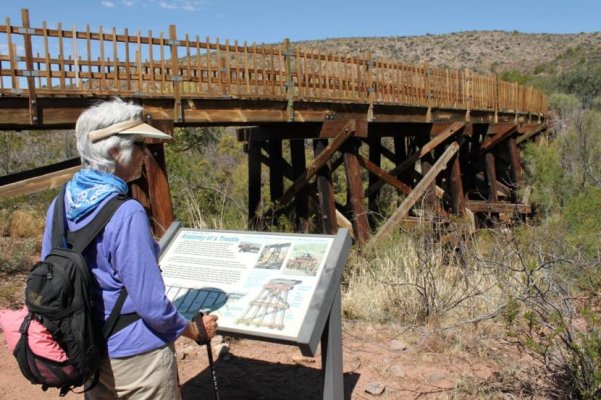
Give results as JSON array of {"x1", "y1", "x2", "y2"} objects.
[{"x1": 112, "y1": 140, "x2": 147, "y2": 182}]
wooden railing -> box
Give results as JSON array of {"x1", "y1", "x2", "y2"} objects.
[{"x1": 0, "y1": 10, "x2": 548, "y2": 116}]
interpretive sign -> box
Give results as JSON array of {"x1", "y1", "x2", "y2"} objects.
[{"x1": 159, "y1": 223, "x2": 351, "y2": 356}]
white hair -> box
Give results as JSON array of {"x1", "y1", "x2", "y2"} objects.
[{"x1": 75, "y1": 98, "x2": 141, "y2": 173}]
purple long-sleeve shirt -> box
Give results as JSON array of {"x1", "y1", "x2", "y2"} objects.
[{"x1": 42, "y1": 193, "x2": 189, "y2": 358}]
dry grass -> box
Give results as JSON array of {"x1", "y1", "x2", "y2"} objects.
[{"x1": 342, "y1": 226, "x2": 511, "y2": 328}]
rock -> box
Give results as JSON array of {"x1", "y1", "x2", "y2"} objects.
[
  {"x1": 291, "y1": 355, "x2": 316, "y2": 364},
  {"x1": 389, "y1": 339, "x2": 407, "y2": 351},
  {"x1": 430, "y1": 371, "x2": 447, "y2": 382},
  {"x1": 217, "y1": 343, "x2": 230, "y2": 360},
  {"x1": 364, "y1": 382, "x2": 385, "y2": 395},
  {"x1": 389, "y1": 365, "x2": 406, "y2": 377}
]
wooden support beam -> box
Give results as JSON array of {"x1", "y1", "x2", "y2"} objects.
[
  {"x1": 478, "y1": 123, "x2": 517, "y2": 155},
  {"x1": 136, "y1": 120, "x2": 174, "y2": 237},
  {"x1": 313, "y1": 139, "x2": 337, "y2": 234},
  {"x1": 367, "y1": 136, "x2": 382, "y2": 221},
  {"x1": 507, "y1": 136, "x2": 522, "y2": 188},
  {"x1": 366, "y1": 122, "x2": 464, "y2": 197},
  {"x1": 485, "y1": 152, "x2": 498, "y2": 203},
  {"x1": 275, "y1": 119, "x2": 356, "y2": 208},
  {"x1": 367, "y1": 141, "x2": 460, "y2": 249},
  {"x1": 356, "y1": 154, "x2": 412, "y2": 195},
  {"x1": 247, "y1": 139, "x2": 262, "y2": 229},
  {"x1": 516, "y1": 124, "x2": 544, "y2": 145},
  {"x1": 268, "y1": 138, "x2": 284, "y2": 204},
  {"x1": 343, "y1": 138, "x2": 371, "y2": 245},
  {"x1": 290, "y1": 138, "x2": 309, "y2": 231},
  {"x1": 449, "y1": 151, "x2": 465, "y2": 217}
]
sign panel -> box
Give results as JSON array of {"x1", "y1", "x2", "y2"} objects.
[{"x1": 159, "y1": 226, "x2": 349, "y2": 346}]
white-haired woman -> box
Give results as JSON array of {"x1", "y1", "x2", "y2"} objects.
[{"x1": 40, "y1": 98, "x2": 217, "y2": 400}]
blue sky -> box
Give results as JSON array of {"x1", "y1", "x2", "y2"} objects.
[{"x1": 1, "y1": 0, "x2": 599, "y2": 44}]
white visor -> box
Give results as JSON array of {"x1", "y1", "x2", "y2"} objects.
[{"x1": 89, "y1": 119, "x2": 173, "y2": 143}]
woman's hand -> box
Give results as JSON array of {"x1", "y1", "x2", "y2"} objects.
[{"x1": 182, "y1": 314, "x2": 219, "y2": 343}]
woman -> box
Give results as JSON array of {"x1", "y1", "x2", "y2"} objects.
[{"x1": 41, "y1": 98, "x2": 217, "y2": 399}]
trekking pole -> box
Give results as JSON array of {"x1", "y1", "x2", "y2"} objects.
[{"x1": 194, "y1": 313, "x2": 220, "y2": 400}]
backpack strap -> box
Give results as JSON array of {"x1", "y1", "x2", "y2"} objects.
[
  {"x1": 51, "y1": 184, "x2": 128, "y2": 252},
  {"x1": 102, "y1": 288, "x2": 141, "y2": 339}
]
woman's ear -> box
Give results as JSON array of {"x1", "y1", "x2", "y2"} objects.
[{"x1": 108, "y1": 146, "x2": 120, "y2": 160}]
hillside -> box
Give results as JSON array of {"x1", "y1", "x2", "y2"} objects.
[{"x1": 294, "y1": 30, "x2": 601, "y2": 75}]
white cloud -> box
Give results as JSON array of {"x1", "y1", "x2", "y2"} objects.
[
  {"x1": 157, "y1": 0, "x2": 205, "y2": 11},
  {"x1": 101, "y1": 1, "x2": 115, "y2": 7},
  {"x1": 123, "y1": 0, "x2": 135, "y2": 6}
]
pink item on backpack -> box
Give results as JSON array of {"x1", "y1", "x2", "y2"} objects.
[{"x1": 0, "y1": 307, "x2": 68, "y2": 362}]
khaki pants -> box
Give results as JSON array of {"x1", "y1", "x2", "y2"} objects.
[{"x1": 84, "y1": 344, "x2": 181, "y2": 400}]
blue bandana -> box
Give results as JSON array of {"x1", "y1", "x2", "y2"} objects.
[{"x1": 65, "y1": 169, "x2": 129, "y2": 222}]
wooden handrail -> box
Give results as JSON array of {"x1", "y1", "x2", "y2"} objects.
[{"x1": 0, "y1": 9, "x2": 548, "y2": 116}]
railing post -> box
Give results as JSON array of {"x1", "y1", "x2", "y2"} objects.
[
  {"x1": 21, "y1": 9, "x2": 39, "y2": 124},
  {"x1": 169, "y1": 25, "x2": 183, "y2": 122},
  {"x1": 465, "y1": 68, "x2": 471, "y2": 122},
  {"x1": 424, "y1": 61, "x2": 431, "y2": 122},
  {"x1": 283, "y1": 38, "x2": 296, "y2": 122},
  {"x1": 366, "y1": 52, "x2": 374, "y2": 122},
  {"x1": 494, "y1": 75, "x2": 499, "y2": 123}
]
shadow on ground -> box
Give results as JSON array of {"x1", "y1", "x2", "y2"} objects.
[{"x1": 181, "y1": 353, "x2": 360, "y2": 400}]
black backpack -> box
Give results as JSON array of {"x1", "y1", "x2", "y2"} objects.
[{"x1": 13, "y1": 185, "x2": 140, "y2": 396}]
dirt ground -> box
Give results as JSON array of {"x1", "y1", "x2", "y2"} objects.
[{"x1": 0, "y1": 316, "x2": 548, "y2": 400}]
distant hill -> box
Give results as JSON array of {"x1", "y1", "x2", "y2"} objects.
[{"x1": 293, "y1": 31, "x2": 601, "y2": 76}]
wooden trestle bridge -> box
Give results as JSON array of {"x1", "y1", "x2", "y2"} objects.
[{"x1": 0, "y1": 10, "x2": 547, "y2": 245}]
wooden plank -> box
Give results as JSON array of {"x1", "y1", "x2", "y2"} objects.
[
  {"x1": 467, "y1": 201, "x2": 531, "y2": 214},
  {"x1": 313, "y1": 138, "x2": 337, "y2": 234},
  {"x1": 367, "y1": 141, "x2": 460, "y2": 249},
  {"x1": 0, "y1": 165, "x2": 80, "y2": 199},
  {"x1": 343, "y1": 139, "x2": 371, "y2": 245}
]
